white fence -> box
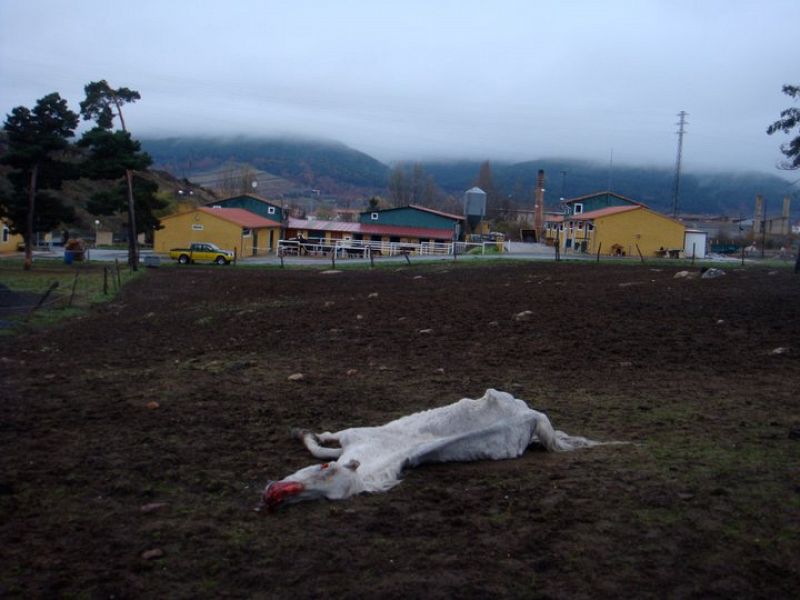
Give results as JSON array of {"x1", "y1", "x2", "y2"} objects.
[{"x1": 276, "y1": 237, "x2": 507, "y2": 258}]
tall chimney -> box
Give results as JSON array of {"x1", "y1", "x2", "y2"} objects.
[
  {"x1": 753, "y1": 195, "x2": 763, "y2": 236},
  {"x1": 534, "y1": 169, "x2": 545, "y2": 240}
]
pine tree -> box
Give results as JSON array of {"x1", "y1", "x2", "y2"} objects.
[
  {"x1": 79, "y1": 80, "x2": 146, "y2": 269},
  {"x1": 1, "y1": 93, "x2": 79, "y2": 270},
  {"x1": 767, "y1": 84, "x2": 800, "y2": 170}
]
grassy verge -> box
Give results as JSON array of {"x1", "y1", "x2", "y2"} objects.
[{"x1": 0, "y1": 258, "x2": 144, "y2": 334}]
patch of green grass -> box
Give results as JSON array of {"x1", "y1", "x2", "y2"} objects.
[{"x1": 0, "y1": 258, "x2": 144, "y2": 334}]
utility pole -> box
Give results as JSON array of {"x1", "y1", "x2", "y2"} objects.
[{"x1": 672, "y1": 111, "x2": 688, "y2": 218}]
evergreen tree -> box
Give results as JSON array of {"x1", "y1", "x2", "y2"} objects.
[
  {"x1": 1, "y1": 93, "x2": 79, "y2": 270},
  {"x1": 767, "y1": 84, "x2": 800, "y2": 170},
  {"x1": 79, "y1": 80, "x2": 145, "y2": 269},
  {"x1": 86, "y1": 175, "x2": 167, "y2": 243}
]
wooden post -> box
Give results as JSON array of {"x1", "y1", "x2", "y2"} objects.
[
  {"x1": 68, "y1": 270, "x2": 80, "y2": 307},
  {"x1": 103, "y1": 266, "x2": 108, "y2": 295},
  {"x1": 596, "y1": 242, "x2": 602, "y2": 263},
  {"x1": 795, "y1": 244, "x2": 800, "y2": 274},
  {"x1": 115, "y1": 258, "x2": 122, "y2": 289},
  {"x1": 741, "y1": 244, "x2": 745, "y2": 266},
  {"x1": 369, "y1": 247, "x2": 374, "y2": 268},
  {"x1": 234, "y1": 247, "x2": 238, "y2": 266},
  {"x1": 555, "y1": 231, "x2": 561, "y2": 262},
  {"x1": 635, "y1": 243, "x2": 644, "y2": 264},
  {"x1": 404, "y1": 252, "x2": 411, "y2": 266},
  {"x1": 691, "y1": 243, "x2": 696, "y2": 266},
  {"x1": 331, "y1": 250, "x2": 336, "y2": 269}
]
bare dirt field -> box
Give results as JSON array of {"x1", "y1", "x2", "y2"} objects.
[{"x1": 1, "y1": 261, "x2": 799, "y2": 598}]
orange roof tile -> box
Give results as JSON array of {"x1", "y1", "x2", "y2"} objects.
[
  {"x1": 572, "y1": 205, "x2": 641, "y2": 220},
  {"x1": 198, "y1": 207, "x2": 281, "y2": 228}
]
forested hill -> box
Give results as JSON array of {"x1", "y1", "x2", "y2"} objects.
[
  {"x1": 141, "y1": 136, "x2": 796, "y2": 217},
  {"x1": 422, "y1": 159, "x2": 797, "y2": 217},
  {"x1": 141, "y1": 136, "x2": 390, "y2": 188}
]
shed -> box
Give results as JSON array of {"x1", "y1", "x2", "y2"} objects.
[
  {"x1": 684, "y1": 230, "x2": 708, "y2": 259},
  {"x1": 154, "y1": 207, "x2": 281, "y2": 256}
]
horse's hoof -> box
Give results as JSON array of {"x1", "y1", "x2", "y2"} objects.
[{"x1": 291, "y1": 428, "x2": 309, "y2": 440}]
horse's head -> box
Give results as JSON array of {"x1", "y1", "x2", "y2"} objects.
[{"x1": 258, "y1": 459, "x2": 361, "y2": 512}]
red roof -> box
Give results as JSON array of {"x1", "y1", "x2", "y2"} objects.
[
  {"x1": 198, "y1": 207, "x2": 281, "y2": 228},
  {"x1": 287, "y1": 218, "x2": 453, "y2": 240},
  {"x1": 564, "y1": 191, "x2": 645, "y2": 207},
  {"x1": 359, "y1": 205, "x2": 464, "y2": 222},
  {"x1": 407, "y1": 204, "x2": 465, "y2": 221},
  {"x1": 572, "y1": 205, "x2": 641, "y2": 220}
]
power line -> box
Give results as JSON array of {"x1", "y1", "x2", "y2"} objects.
[{"x1": 672, "y1": 110, "x2": 688, "y2": 218}]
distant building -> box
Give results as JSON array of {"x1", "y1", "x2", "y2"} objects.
[
  {"x1": 154, "y1": 206, "x2": 282, "y2": 256},
  {"x1": 286, "y1": 217, "x2": 454, "y2": 246},
  {"x1": 544, "y1": 192, "x2": 685, "y2": 257},
  {"x1": 0, "y1": 219, "x2": 23, "y2": 253},
  {"x1": 206, "y1": 193, "x2": 284, "y2": 222},
  {"x1": 359, "y1": 205, "x2": 463, "y2": 239}
]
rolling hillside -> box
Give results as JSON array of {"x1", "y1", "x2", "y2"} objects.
[
  {"x1": 141, "y1": 136, "x2": 797, "y2": 218},
  {"x1": 422, "y1": 159, "x2": 798, "y2": 218}
]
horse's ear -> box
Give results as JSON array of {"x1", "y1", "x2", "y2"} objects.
[{"x1": 344, "y1": 459, "x2": 360, "y2": 471}]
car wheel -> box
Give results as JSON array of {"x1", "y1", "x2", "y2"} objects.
[
  {"x1": 178, "y1": 254, "x2": 190, "y2": 264},
  {"x1": 215, "y1": 256, "x2": 228, "y2": 265}
]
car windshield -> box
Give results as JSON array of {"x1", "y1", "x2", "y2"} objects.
[{"x1": 206, "y1": 243, "x2": 221, "y2": 251}]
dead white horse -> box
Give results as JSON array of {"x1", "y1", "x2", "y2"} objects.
[{"x1": 261, "y1": 389, "x2": 609, "y2": 511}]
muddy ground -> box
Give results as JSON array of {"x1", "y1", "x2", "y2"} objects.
[{"x1": 1, "y1": 261, "x2": 799, "y2": 598}]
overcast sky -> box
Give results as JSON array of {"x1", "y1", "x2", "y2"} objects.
[{"x1": 1, "y1": 0, "x2": 798, "y2": 174}]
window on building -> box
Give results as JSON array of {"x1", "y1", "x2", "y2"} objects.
[
  {"x1": 371, "y1": 212, "x2": 379, "y2": 221},
  {"x1": 267, "y1": 206, "x2": 276, "y2": 215},
  {"x1": 587, "y1": 223, "x2": 594, "y2": 231},
  {"x1": 2, "y1": 226, "x2": 8, "y2": 243},
  {"x1": 242, "y1": 228, "x2": 252, "y2": 237},
  {"x1": 574, "y1": 203, "x2": 584, "y2": 214},
  {"x1": 192, "y1": 224, "x2": 204, "y2": 231},
  {"x1": 577, "y1": 222, "x2": 584, "y2": 230}
]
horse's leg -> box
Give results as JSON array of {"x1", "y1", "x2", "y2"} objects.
[{"x1": 292, "y1": 429, "x2": 343, "y2": 460}]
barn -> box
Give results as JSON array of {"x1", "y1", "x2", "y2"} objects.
[
  {"x1": 545, "y1": 192, "x2": 686, "y2": 257},
  {"x1": 153, "y1": 207, "x2": 282, "y2": 257},
  {"x1": 285, "y1": 217, "x2": 454, "y2": 254},
  {"x1": 559, "y1": 205, "x2": 686, "y2": 257},
  {"x1": 360, "y1": 205, "x2": 462, "y2": 239}
]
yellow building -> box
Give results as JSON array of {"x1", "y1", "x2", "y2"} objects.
[
  {"x1": 154, "y1": 207, "x2": 282, "y2": 257},
  {"x1": 1, "y1": 219, "x2": 24, "y2": 253},
  {"x1": 558, "y1": 205, "x2": 686, "y2": 257}
]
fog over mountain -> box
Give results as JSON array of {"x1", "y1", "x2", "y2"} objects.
[
  {"x1": 2, "y1": 1, "x2": 799, "y2": 176},
  {"x1": 142, "y1": 136, "x2": 798, "y2": 218}
]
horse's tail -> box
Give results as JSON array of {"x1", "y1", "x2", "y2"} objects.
[{"x1": 533, "y1": 414, "x2": 602, "y2": 452}]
